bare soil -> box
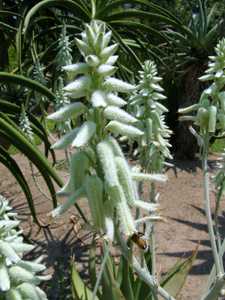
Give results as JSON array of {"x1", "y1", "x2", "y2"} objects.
[{"x1": 0, "y1": 151, "x2": 224, "y2": 300}]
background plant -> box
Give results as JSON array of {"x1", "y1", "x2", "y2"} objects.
[{"x1": 179, "y1": 38, "x2": 225, "y2": 299}]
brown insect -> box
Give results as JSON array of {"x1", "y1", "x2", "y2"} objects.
[{"x1": 130, "y1": 232, "x2": 148, "y2": 251}]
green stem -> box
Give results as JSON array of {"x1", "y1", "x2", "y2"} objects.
[
  {"x1": 92, "y1": 243, "x2": 109, "y2": 300},
  {"x1": 150, "y1": 183, "x2": 157, "y2": 279},
  {"x1": 202, "y1": 136, "x2": 222, "y2": 276}
]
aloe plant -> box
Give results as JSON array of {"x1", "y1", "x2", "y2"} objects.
[
  {"x1": 48, "y1": 20, "x2": 174, "y2": 300},
  {"x1": 179, "y1": 38, "x2": 225, "y2": 300},
  {"x1": 0, "y1": 195, "x2": 50, "y2": 300},
  {"x1": 129, "y1": 59, "x2": 172, "y2": 280}
]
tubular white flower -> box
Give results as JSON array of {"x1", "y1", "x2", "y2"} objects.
[
  {"x1": 105, "y1": 55, "x2": 118, "y2": 66},
  {"x1": 106, "y1": 121, "x2": 144, "y2": 138},
  {"x1": 97, "y1": 140, "x2": 119, "y2": 188},
  {"x1": 47, "y1": 102, "x2": 87, "y2": 122},
  {"x1": 71, "y1": 121, "x2": 96, "y2": 148},
  {"x1": 115, "y1": 156, "x2": 137, "y2": 206},
  {"x1": 100, "y1": 44, "x2": 119, "y2": 60},
  {"x1": 51, "y1": 188, "x2": 84, "y2": 217},
  {"x1": 51, "y1": 128, "x2": 79, "y2": 150},
  {"x1": 132, "y1": 172, "x2": 168, "y2": 183},
  {"x1": 106, "y1": 93, "x2": 126, "y2": 107},
  {"x1": 62, "y1": 63, "x2": 89, "y2": 76},
  {"x1": 104, "y1": 77, "x2": 136, "y2": 93},
  {"x1": 96, "y1": 64, "x2": 117, "y2": 77},
  {"x1": 91, "y1": 90, "x2": 107, "y2": 107},
  {"x1": 104, "y1": 106, "x2": 137, "y2": 124},
  {"x1": 63, "y1": 76, "x2": 91, "y2": 93}
]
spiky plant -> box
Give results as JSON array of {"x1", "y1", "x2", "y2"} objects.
[
  {"x1": 130, "y1": 60, "x2": 172, "y2": 173},
  {"x1": 0, "y1": 195, "x2": 50, "y2": 300},
  {"x1": 48, "y1": 20, "x2": 173, "y2": 300}
]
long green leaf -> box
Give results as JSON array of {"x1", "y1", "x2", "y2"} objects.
[
  {"x1": 71, "y1": 260, "x2": 99, "y2": 300},
  {"x1": 0, "y1": 146, "x2": 40, "y2": 224},
  {"x1": 0, "y1": 72, "x2": 55, "y2": 101},
  {"x1": 23, "y1": 0, "x2": 90, "y2": 36},
  {"x1": 0, "y1": 114, "x2": 62, "y2": 191},
  {"x1": 0, "y1": 100, "x2": 55, "y2": 161},
  {"x1": 160, "y1": 247, "x2": 198, "y2": 297}
]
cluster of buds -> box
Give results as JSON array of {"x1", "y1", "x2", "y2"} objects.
[
  {"x1": 48, "y1": 21, "x2": 165, "y2": 242},
  {"x1": 130, "y1": 60, "x2": 172, "y2": 172},
  {"x1": 55, "y1": 25, "x2": 72, "y2": 71},
  {"x1": 19, "y1": 105, "x2": 33, "y2": 141},
  {"x1": 0, "y1": 195, "x2": 49, "y2": 299},
  {"x1": 32, "y1": 60, "x2": 47, "y2": 87},
  {"x1": 179, "y1": 39, "x2": 225, "y2": 137}
]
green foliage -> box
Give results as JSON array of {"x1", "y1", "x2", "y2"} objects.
[
  {"x1": 0, "y1": 99, "x2": 62, "y2": 225},
  {"x1": 70, "y1": 242, "x2": 197, "y2": 300}
]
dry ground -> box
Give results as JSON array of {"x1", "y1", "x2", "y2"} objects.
[{"x1": 0, "y1": 151, "x2": 224, "y2": 300}]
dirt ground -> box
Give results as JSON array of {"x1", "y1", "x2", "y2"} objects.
[{"x1": 0, "y1": 151, "x2": 224, "y2": 300}]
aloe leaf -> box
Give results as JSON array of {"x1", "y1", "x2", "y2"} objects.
[
  {"x1": 23, "y1": 0, "x2": 90, "y2": 37},
  {"x1": 119, "y1": 256, "x2": 135, "y2": 300},
  {"x1": 0, "y1": 114, "x2": 62, "y2": 210},
  {"x1": 102, "y1": 252, "x2": 126, "y2": 300},
  {"x1": 0, "y1": 146, "x2": 40, "y2": 224},
  {"x1": 160, "y1": 247, "x2": 198, "y2": 297},
  {"x1": 0, "y1": 72, "x2": 55, "y2": 101},
  {"x1": 71, "y1": 260, "x2": 98, "y2": 300},
  {"x1": 0, "y1": 113, "x2": 62, "y2": 186}
]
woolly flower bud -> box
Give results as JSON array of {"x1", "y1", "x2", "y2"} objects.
[
  {"x1": 97, "y1": 140, "x2": 119, "y2": 188},
  {"x1": 63, "y1": 76, "x2": 91, "y2": 94},
  {"x1": 116, "y1": 192, "x2": 136, "y2": 237},
  {"x1": 115, "y1": 156, "x2": 137, "y2": 206},
  {"x1": 62, "y1": 63, "x2": 89, "y2": 76},
  {"x1": 104, "y1": 77, "x2": 136, "y2": 93},
  {"x1": 104, "y1": 106, "x2": 137, "y2": 124},
  {"x1": 132, "y1": 172, "x2": 168, "y2": 183},
  {"x1": 91, "y1": 90, "x2": 107, "y2": 107},
  {"x1": 72, "y1": 121, "x2": 96, "y2": 148},
  {"x1": 100, "y1": 44, "x2": 119, "y2": 61},
  {"x1": 106, "y1": 121, "x2": 144, "y2": 138},
  {"x1": 106, "y1": 93, "x2": 126, "y2": 107},
  {"x1": 51, "y1": 128, "x2": 79, "y2": 150},
  {"x1": 47, "y1": 102, "x2": 87, "y2": 122},
  {"x1": 51, "y1": 188, "x2": 84, "y2": 217}
]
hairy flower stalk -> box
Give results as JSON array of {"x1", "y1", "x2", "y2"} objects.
[
  {"x1": 179, "y1": 39, "x2": 225, "y2": 299},
  {"x1": 0, "y1": 195, "x2": 49, "y2": 299},
  {"x1": 129, "y1": 60, "x2": 172, "y2": 281},
  {"x1": 48, "y1": 21, "x2": 172, "y2": 300}
]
